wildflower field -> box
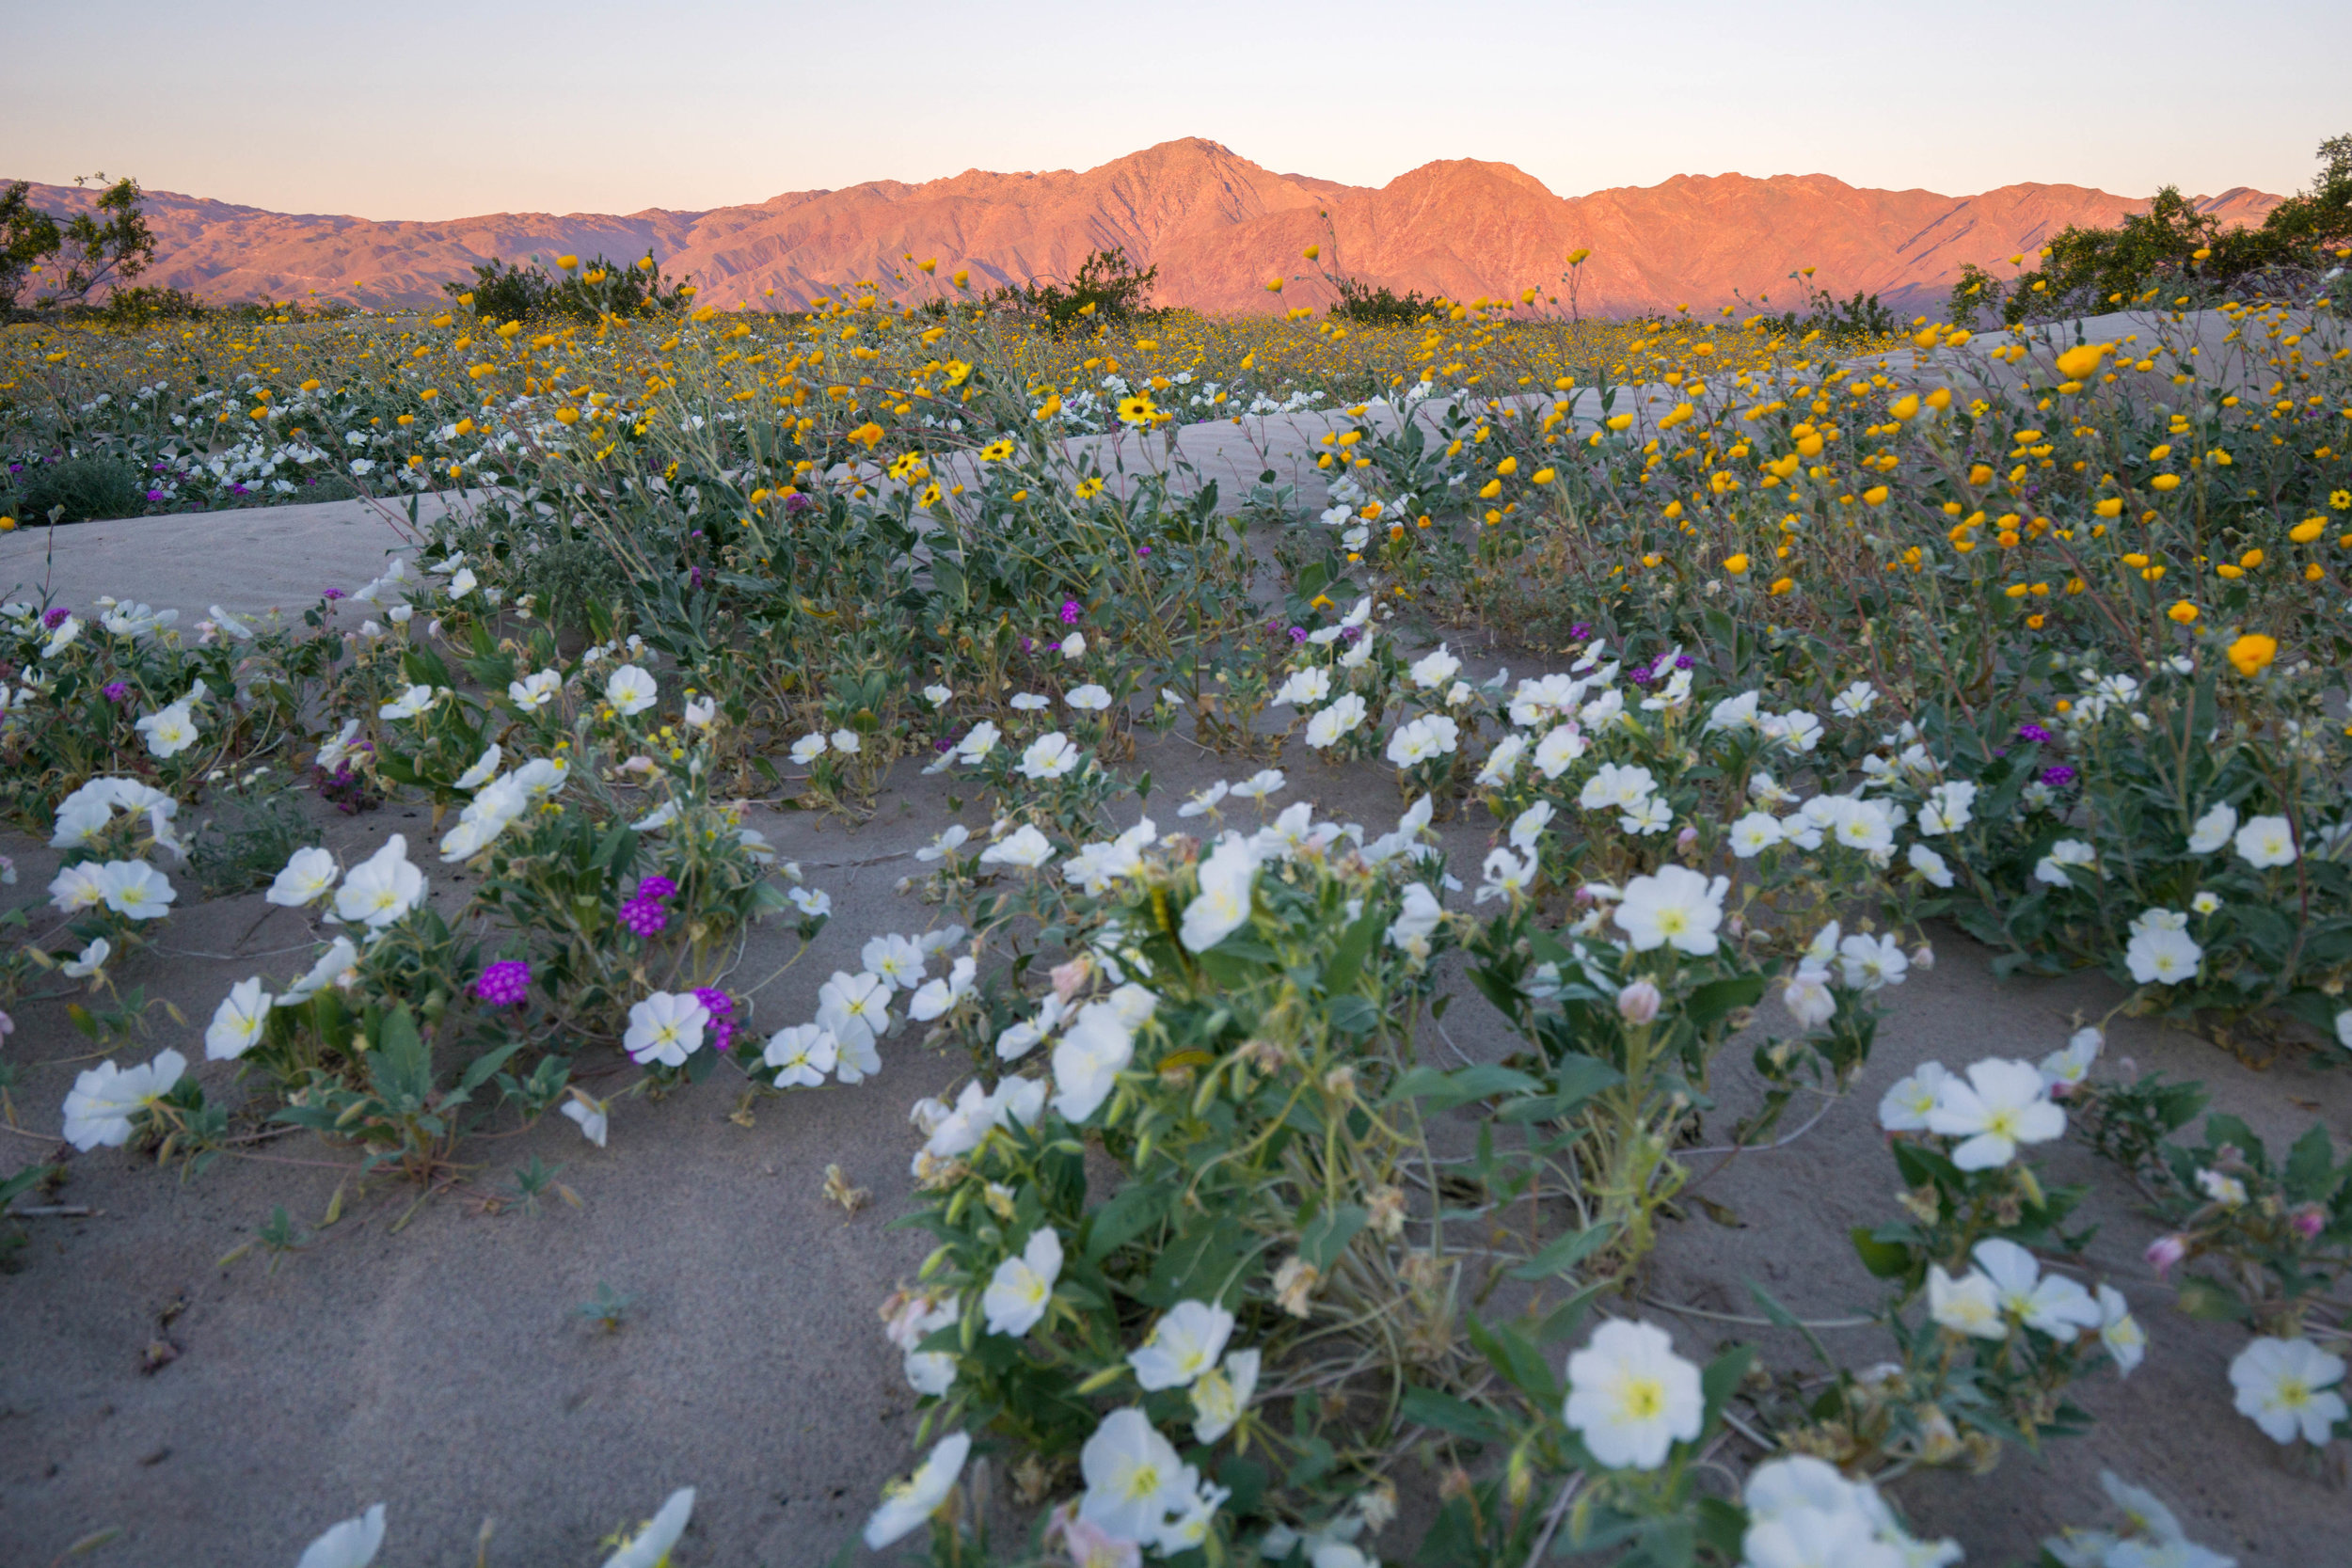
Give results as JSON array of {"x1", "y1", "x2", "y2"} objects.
[{"x1": 2, "y1": 223, "x2": 2351, "y2": 1568}]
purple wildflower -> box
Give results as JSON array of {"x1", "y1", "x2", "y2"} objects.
[
  {"x1": 474, "y1": 959, "x2": 532, "y2": 1006},
  {"x1": 617, "y1": 896, "x2": 667, "y2": 938},
  {"x1": 636, "y1": 874, "x2": 678, "y2": 903},
  {"x1": 785, "y1": 493, "x2": 813, "y2": 515},
  {"x1": 146, "y1": 488, "x2": 168, "y2": 502},
  {"x1": 322, "y1": 587, "x2": 348, "y2": 602},
  {"x1": 1568, "y1": 621, "x2": 1593, "y2": 641},
  {"x1": 1675, "y1": 654, "x2": 1694, "y2": 670},
  {"x1": 102, "y1": 681, "x2": 131, "y2": 704},
  {"x1": 1059, "y1": 599, "x2": 1082, "y2": 625},
  {"x1": 2015, "y1": 722, "x2": 2053, "y2": 744},
  {"x1": 41, "y1": 607, "x2": 71, "y2": 629},
  {"x1": 1287, "y1": 626, "x2": 1308, "y2": 643},
  {"x1": 2040, "y1": 765, "x2": 2078, "y2": 789},
  {"x1": 1136, "y1": 545, "x2": 1152, "y2": 556},
  {"x1": 694, "y1": 987, "x2": 737, "y2": 1052}
]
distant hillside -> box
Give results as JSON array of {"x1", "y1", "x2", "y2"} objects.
[{"x1": 7, "y1": 139, "x2": 2282, "y2": 317}]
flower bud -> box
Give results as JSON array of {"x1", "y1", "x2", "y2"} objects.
[
  {"x1": 2143, "y1": 1233, "x2": 2187, "y2": 1276},
  {"x1": 1616, "y1": 978, "x2": 1662, "y2": 1025},
  {"x1": 2290, "y1": 1203, "x2": 2327, "y2": 1241}
]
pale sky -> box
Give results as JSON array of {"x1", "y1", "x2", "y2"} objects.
[{"x1": 6, "y1": 0, "x2": 2344, "y2": 219}]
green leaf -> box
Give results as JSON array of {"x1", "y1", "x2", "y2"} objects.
[
  {"x1": 1684, "y1": 973, "x2": 1765, "y2": 1029},
  {"x1": 1300, "y1": 1204, "x2": 1369, "y2": 1270},
  {"x1": 2282, "y1": 1123, "x2": 2339, "y2": 1206},
  {"x1": 1084, "y1": 1180, "x2": 1174, "y2": 1262},
  {"x1": 458, "y1": 1040, "x2": 525, "y2": 1096},
  {"x1": 1850, "y1": 1226, "x2": 1914, "y2": 1279},
  {"x1": 1326, "y1": 994, "x2": 1380, "y2": 1037},
  {"x1": 1385, "y1": 1063, "x2": 1540, "y2": 1111},
  {"x1": 1399, "y1": 1384, "x2": 1502, "y2": 1444},
  {"x1": 2173, "y1": 1277, "x2": 2249, "y2": 1322},
  {"x1": 1508, "y1": 1221, "x2": 1618, "y2": 1282},
  {"x1": 1321, "y1": 902, "x2": 1387, "y2": 997},
  {"x1": 369, "y1": 1006, "x2": 435, "y2": 1110},
  {"x1": 1699, "y1": 1343, "x2": 1755, "y2": 1429}
]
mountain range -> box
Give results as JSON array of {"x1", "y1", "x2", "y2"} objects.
[{"x1": 8, "y1": 138, "x2": 2283, "y2": 319}]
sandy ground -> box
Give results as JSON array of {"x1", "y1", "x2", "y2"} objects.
[
  {"x1": 5, "y1": 308, "x2": 2346, "y2": 1564},
  {"x1": 3, "y1": 728, "x2": 2346, "y2": 1567}
]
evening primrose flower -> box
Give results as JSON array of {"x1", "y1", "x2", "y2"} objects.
[
  {"x1": 135, "y1": 701, "x2": 199, "y2": 758},
  {"x1": 1177, "y1": 781, "x2": 1230, "y2": 817},
  {"x1": 329, "y1": 835, "x2": 425, "y2": 929},
  {"x1": 1781, "y1": 965, "x2": 1836, "y2": 1029},
  {"x1": 1928, "y1": 1264, "x2": 2007, "y2": 1339},
  {"x1": 983, "y1": 1227, "x2": 1065, "y2": 1337},
  {"x1": 279, "y1": 937, "x2": 359, "y2": 1005},
  {"x1": 1233, "y1": 768, "x2": 1286, "y2": 801},
  {"x1": 601, "y1": 1489, "x2": 694, "y2": 1568},
  {"x1": 1563, "y1": 1319, "x2": 1704, "y2": 1470},
  {"x1": 1020, "y1": 731, "x2": 1083, "y2": 780},
  {"x1": 2039, "y1": 1027, "x2": 2103, "y2": 1094},
  {"x1": 862, "y1": 934, "x2": 928, "y2": 992},
  {"x1": 1877, "y1": 1061, "x2": 1949, "y2": 1132},
  {"x1": 561, "y1": 1095, "x2": 609, "y2": 1147},
  {"x1": 1972, "y1": 1238, "x2": 2102, "y2": 1340},
  {"x1": 623, "y1": 991, "x2": 709, "y2": 1067},
  {"x1": 295, "y1": 1503, "x2": 388, "y2": 1568},
  {"x1": 1531, "y1": 723, "x2": 1587, "y2": 778},
  {"x1": 1079, "y1": 1410, "x2": 1195, "y2": 1547},
  {"x1": 1052, "y1": 997, "x2": 1140, "y2": 1121},
  {"x1": 2186, "y1": 801, "x2": 2237, "y2": 854},
  {"x1": 48, "y1": 862, "x2": 107, "y2": 914},
  {"x1": 1928, "y1": 1057, "x2": 2065, "y2": 1169},
  {"x1": 1067, "y1": 683, "x2": 1113, "y2": 711},
  {"x1": 2229, "y1": 1337, "x2": 2346, "y2": 1446},
  {"x1": 1916, "y1": 781, "x2": 1976, "y2": 835},
  {"x1": 1180, "y1": 834, "x2": 1260, "y2": 951},
  {"x1": 1836, "y1": 932, "x2": 1908, "y2": 992},
  {"x1": 1386, "y1": 716, "x2": 1458, "y2": 768},
  {"x1": 61, "y1": 1048, "x2": 185, "y2": 1149},
  {"x1": 1303, "y1": 692, "x2": 1368, "y2": 748},
  {"x1": 1727, "y1": 812, "x2": 1784, "y2": 857},
  {"x1": 604, "y1": 664, "x2": 658, "y2": 716},
  {"x1": 1274, "y1": 666, "x2": 1331, "y2": 706},
  {"x1": 378, "y1": 684, "x2": 435, "y2": 720},
  {"x1": 1579, "y1": 762, "x2": 1657, "y2": 812},
  {"x1": 1409, "y1": 644, "x2": 1461, "y2": 688},
  {"x1": 508, "y1": 669, "x2": 563, "y2": 710},
  {"x1": 864, "y1": 1433, "x2": 971, "y2": 1550},
  {"x1": 1190, "y1": 1348, "x2": 1261, "y2": 1444},
  {"x1": 762, "y1": 1023, "x2": 837, "y2": 1087},
  {"x1": 452, "y1": 743, "x2": 501, "y2": 792},
  {"x1": 907, "y1": 955, "x2": 977, "y2": 1022},
  {"x1": 205, "y1": 976, "x2": 271, "y2": 1059},
  {"x1": 1613, "y1": 864, "x2": 1727, "y2": 955},
  {"x1": 2233, "y1": 814, "x2": 2297, "y2": 868},
  {"x1": 1907, "y1": 842, "x2": 1955, "y2": 888},
  {"x1": 1130, "y1": 1299, "x2": 1235, "y2": 1390},
  {"x1": 915, "y1": 824, "x2": 970, "y2": 863},
  {"x1": 978, "y1": 824, "x2": 1055, "y2": 869},
  {"x1": 2124, "y1": 924, "x2": 2203, "y2": 985},
  {"x1": 816, "y1": 971, "x2": 891, "y2": 1060},
  {"x1": 2095, "y1": 1285, "x2": 2147, "y2": 1376}
]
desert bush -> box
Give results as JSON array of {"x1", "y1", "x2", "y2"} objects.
[{"x1": 8, "y1": 452, "x2": 145, "y2": 523}]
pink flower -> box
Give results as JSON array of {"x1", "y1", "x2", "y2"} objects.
[
  {"x1": 2290, "y1": 1205, "x2": 2327, "y2": 1242},
  {"x1": 1616, "y1": 979, "x2": 1661, "y2": 1025},
  {"x1": 2144, "y1": 1234, "x2": 2187, "y2": 1276}
]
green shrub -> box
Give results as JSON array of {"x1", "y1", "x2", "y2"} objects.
[
  {"x1": 446, "y1": 252, "x2": 691, "y2": 325},
  {"x1": 522, "y1": 536, "x2": 629, "y2": 631},
  {"x1": 10, "y1": 454, "x2": 147, "y2": 524}
]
